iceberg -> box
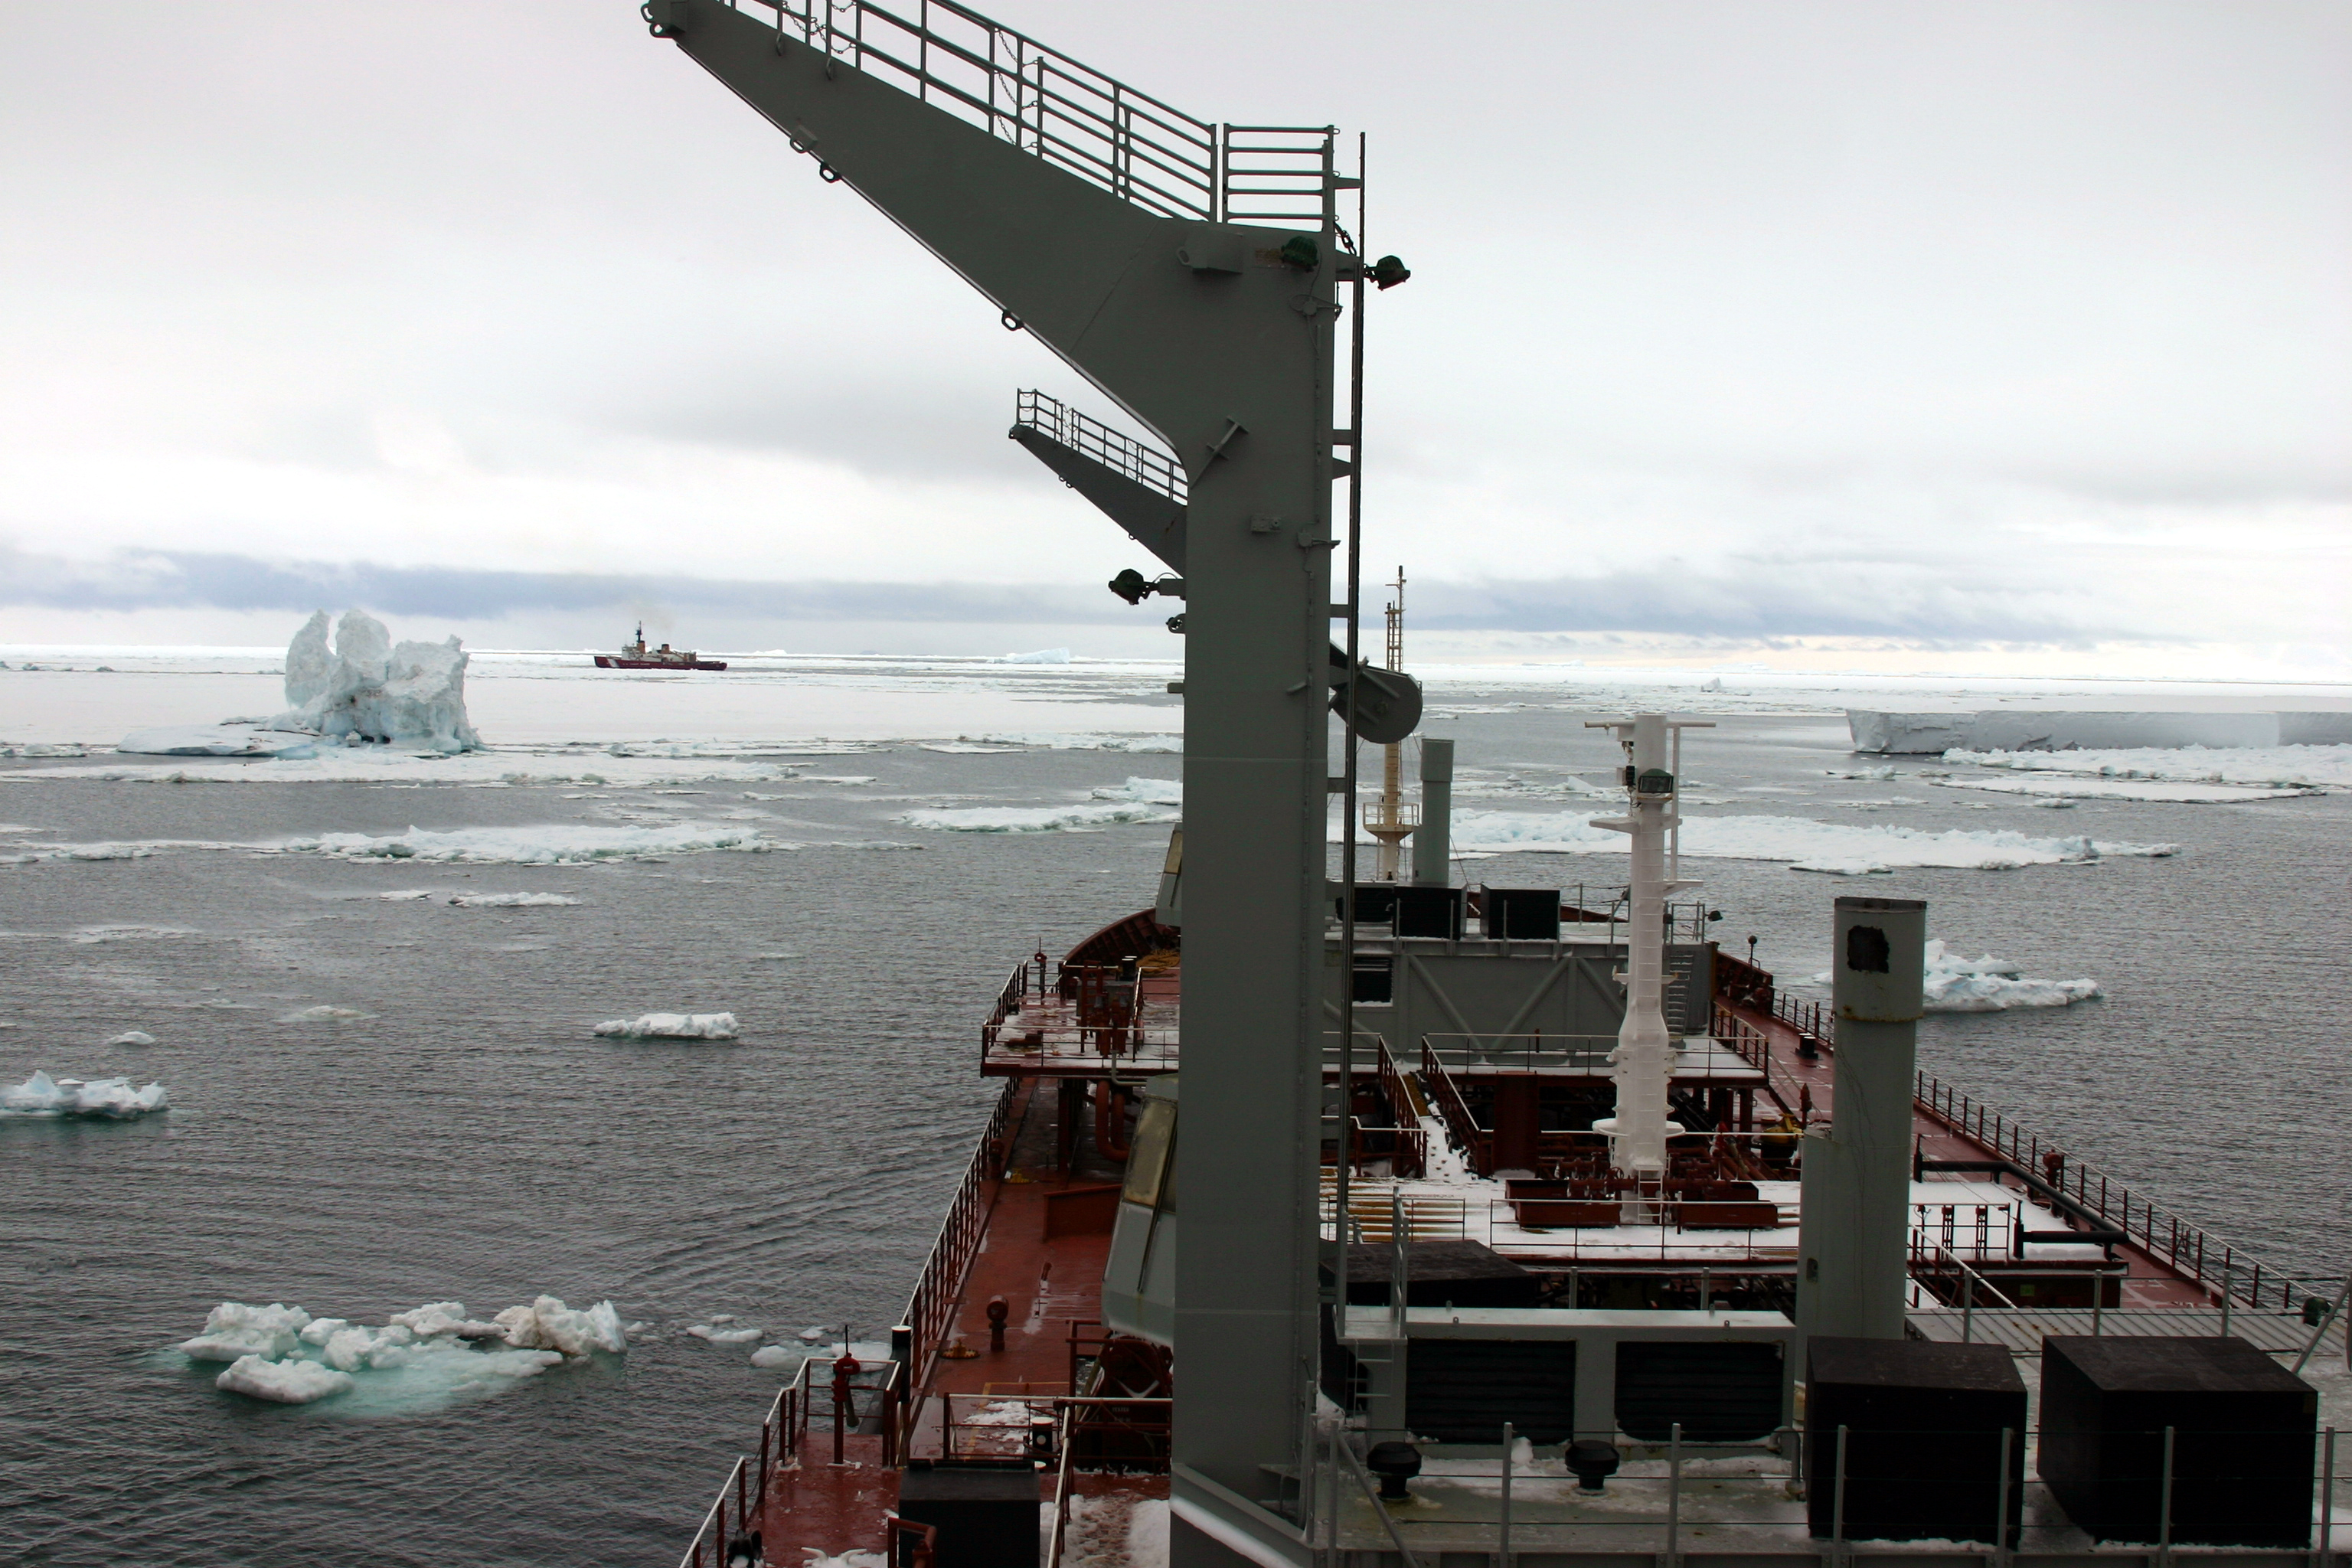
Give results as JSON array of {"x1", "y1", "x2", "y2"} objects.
[
  {"x1": 113, "y1": 609, "x2": 482, "y2": 759},
  {"x1": 594, "y1": 1012, "x2": 740, "y2": 1040},
  {"x1": 2, "y1": 1070, "x2": 168, "y2": 1119},
  {"x1": 279, "y1": 610, "x2": 482, "y2": 753}
]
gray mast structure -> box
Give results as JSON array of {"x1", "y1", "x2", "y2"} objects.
[{"x1": 638, "y1": 5, "x2": 1416, "y2": 1565}]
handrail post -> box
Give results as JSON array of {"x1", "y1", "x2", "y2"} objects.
[
  {"x1": 1831, "y1": 1424, "x2": 1848, "y2": 1566},
  {"x1": 1994, "y1": 1426, "x2": 2012, "y2": 1566},
  {"x1": 1666, "y1": 1420, "x2": 1682, "y2": 1568},
  {"x1": 2158, "y1": 1426, "x2": 2175, "y2": 1568},
  {"x1": 2319, "y1": 1426, "x2": 2336, "y2": 1568},
  {"x1": 1497, "y1": 1419, "x2": 1514, "y2": 1568}
]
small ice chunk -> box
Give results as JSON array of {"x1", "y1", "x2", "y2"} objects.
[
  {"x1": 276, "y1": 1005, "x2": 376, "y2": 1023},
  {"x1": 388, "y1": 1301, "x2": 472, "y2": 1337},
  {"x1": 593, "y1": 1012, "x2": 739, "y2": 1040},
  {"x1": 104, "y1": 1031, "x2": 157, "y2": 1046},
  {"x1": 1922, "y1": 940, "x2": 2102, "y2": 1011},
  {"x1": 180, "y1": 1302, "x2": 314, "y2": 1363},
  {"x1": 494, "y1": 1295, "x2": 629, "y2": 1355},
  {"x1": 687, "y1": 1324, "x2": 765, "y2": 1344},
  {"x1": 749, "y1": 1344, "x2": 799, "y2": 1369},
  {"x1": 216, "y1": 1354, "x2": 352, "y2": 1404},
  {"x1": 299, "y1": 1318, "x2": 350, "y2": 1346},
  {"x1": 449, "y1": 892, "x2": 580, "y2": 908},
  {"x1": 320, "y1": 1324, "x2": 416, "y2": 1370}
]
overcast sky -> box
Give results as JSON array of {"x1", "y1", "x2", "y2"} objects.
[{"x1": 2, "y1": 2, "x2": 2344, "y2": 676}]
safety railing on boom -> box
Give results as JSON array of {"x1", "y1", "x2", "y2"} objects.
[
  {"x1": 714, "y1": 0, "x2": 1336, "y2": 226},
  {"x1": 1014, "y1": 390, "x2": 1185, "y2": 504}
]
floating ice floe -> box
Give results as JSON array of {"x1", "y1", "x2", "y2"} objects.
[
  {"x1": 965, "y1": 733, "x2": 1181, "y2": 753},
  {"x1": 1941, "y1": 743, "x2": 2351, "y2": 792},
  {"x1": 595, "y1": 1012, "x2": 740, "y2": 1040},
  {"x1": 1809, "y1": 941, "x2": 2102, "y2": 1011},
  {"x1": 1396, "y1": 809, "x2": 2178, "y2": 875},
  {"x1": 897, "y1": 782, "x2": 1181, "y2": 833},
  {"x1": 282, "y1": 822, "x2": 776, "y2": 864},
  {"x1": 1922, "y1": 942, "x2": 2102, "y2": 1010},
  {"x1": 276, "y1": 1005, "x2": 375, "y2": 1024},
  {"x1": 104, "y1": 1031, "x2": 157, "y2": 1046},
  {"x1": 217, "y1": 1354, "x2": 354, "y2": 1404},
  {"x1": 449, "y1": 892, "x2": 580, "y2": 908},
  {"x1": 998, "y1": 648, "x2": 1072, "y2": 664},
  {"x1": 184, "y1": 1295, "x2": 623, "y2": 1409},
  {"x1": 2, "y1": 1070, "x2": 167, "y2": 1118},
  {"x1": 748, "y1": 1344, "x2": 800, "y2": 1368}
]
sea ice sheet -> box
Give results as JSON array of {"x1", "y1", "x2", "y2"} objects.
[
  {"x1": 1945, "y1": 743, "x2": 2352, "y2": 791},
  {"x1": 1406, "y1": 809, "x2": 2178, "y2": 875}
]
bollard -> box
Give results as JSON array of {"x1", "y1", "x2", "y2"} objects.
[{"x1": 986, "y1": 1295, "x2": 1010, "y2": 1353}]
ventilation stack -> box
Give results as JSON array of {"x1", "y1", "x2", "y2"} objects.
[
  {"x1": 1411, "y1": 737, "x2": 1453, "y2": 885},
  {"x1": 1796, "y1": 896, "x2": 1926, "y2": 1341}
]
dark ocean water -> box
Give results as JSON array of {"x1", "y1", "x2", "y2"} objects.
[{"x1": 2, "y1": 711, "x2": 2343, "y2": 1565}]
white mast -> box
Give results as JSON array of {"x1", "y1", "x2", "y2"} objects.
[
  {"x1": 1587, "y1": 713, "x2": 1713, "y2": 1197},
  {"x1": 1361, "y1": 567, "x2": 1418, "y2": 880}
]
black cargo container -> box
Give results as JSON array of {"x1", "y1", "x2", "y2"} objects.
[
  {"x1": 1805, "y1": 1337, "x2": 2027, "y2": 1543},
  {"x1": 1393, "y1": 885, "x2": 1464, "y2": 939},
  {"x1": 1478, "y1": 887, "x2": 1563, "y2": 941},
  {"x1": 2038, "y1": 1336, "x2": 2315, "y2": 1547}
]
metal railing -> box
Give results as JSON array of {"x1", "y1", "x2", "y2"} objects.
[
  {"x1": 1914, "y1": 1072, "x2": 2325, "y2": 1313},
  {"x1": 719, "y1": 1, "x2": 1336, "y2": 225},
  {"x1": 1717, "y1": 988, "x2": 2324, "y2": 1315},
  {"x1": 1419, "y1": 1031, "x2": 1619, "y2": 1074},
  {"x1": 1295, "y1": 1421, "x2": 2344, "y2": 1566},
  {"x1": 1416, "y1": 1039, "x2": 1491, "y2": 1176},
  {"x1": 1014, "y1": 389, "x2": 1185, "y2": 504},
  {"x1": 900, "y1": 1077, "x2": 1020, "y2": 1383},
  {"x1": 980, "y1": 956, "x2": 1179, "y2": 1068}
]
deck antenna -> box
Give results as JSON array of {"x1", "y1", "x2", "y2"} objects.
[
  {"x1": 1586, "y1": 714, "x2": 1712, "y2": 1212},
  {"x1": 1362, "y1": 567, "x2": 1418, "y2": 880}
]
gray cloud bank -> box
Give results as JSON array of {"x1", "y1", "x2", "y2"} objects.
[{"x1": 0, "y1": 545, "x2": 2165, "y2": 648}]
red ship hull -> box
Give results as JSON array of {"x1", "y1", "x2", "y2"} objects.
[{"x1": 593, "y1": 655, "x2": 727, "y2": 671}]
